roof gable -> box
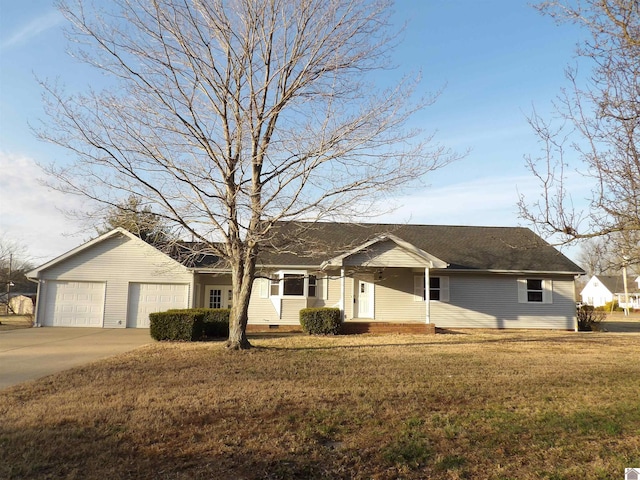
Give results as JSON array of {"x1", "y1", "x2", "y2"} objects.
[
  {"x1": 27, "y1": 228, "x2": 186, "y2": 277},
  {"x1": 322, "y1": 235, "x2": 448, "y2": 269},
  {"x1": 589, "y1": 275, "x2": 640, "y2": 295}
]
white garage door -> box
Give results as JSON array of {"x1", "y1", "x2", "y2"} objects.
[
  {"x1": 127, "y1": 283, "x2": 189, "y2": 328},
  {"x1": 44, "y1": 281, "x2": 105, "y2": 327}
]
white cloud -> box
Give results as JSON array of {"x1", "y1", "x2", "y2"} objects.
[
  {"x1": 1, "y1": 10, "x2": 64, "y2": 50},
  {"x1": 0, "y1": 152, "x2": 89, "y2": 263},
  {"x1": 379, "y1": 176, "x2": 536, "y2": 227}
]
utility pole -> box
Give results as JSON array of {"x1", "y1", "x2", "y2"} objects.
[
  {"x1": 622, "y1": 255, "x2": 630, "y2": 317},
  {"x1": 5, "y1": 254, "x2": 12, "y2": 315}
]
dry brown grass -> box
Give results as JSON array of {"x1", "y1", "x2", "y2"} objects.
[
  {"x1": 0, "y1": 315, "x2": 33, "y2": 331},
  {"x1": 1, "y1": 331, "x2": 639, "y2": 479}
]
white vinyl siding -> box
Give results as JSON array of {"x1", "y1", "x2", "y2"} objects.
[
  {"x1": 247, "y1": 271, "x2": 336, "y2": 325},
  {"x1": 344, "y1": 240, "x2": 429, "y2": 267},
  {"x1": 433, "y1": 274, "x2": 575, "y2": 330},
  {"x1": 36, "y1": 234, "x2": 193, "y2": 328},
  {"x1": 375, "y1": 274, "x2": 424, "y2": 321}
]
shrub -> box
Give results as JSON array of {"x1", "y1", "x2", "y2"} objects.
[
  {"x1": 300, "y1": 307, "x2": 341, "y2": 335},
  {"x1": 595, "y1": 300, "x2": 623, "y2": 312},
  {"x1": 150, "y1": 311, "x2": 201, "y2": 341},
  {"x1": 577, "y1": 305, "x2": 606, "y2": 331},
  {"x1": 150, "y1": 308, "x2": 230, "y2": 341},
  {"x1": 199, "y1": 308, "x2": 230, "y2": 338}
]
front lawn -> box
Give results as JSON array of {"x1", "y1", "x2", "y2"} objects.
[{"x1": 1, "y1": 331, "x2": 639, "y2": 479}]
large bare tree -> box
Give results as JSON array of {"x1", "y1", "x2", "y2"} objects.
[
  {"x1": 38, "y1": 0, "x2": 457, "y2": 349},
  {"x1": 518, "y1": 0, "x2": 639, "y2": 264}
]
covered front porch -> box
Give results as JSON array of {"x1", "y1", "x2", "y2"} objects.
[{"x1": 322, "y1": 233, "x2": 450, "y2": 327}]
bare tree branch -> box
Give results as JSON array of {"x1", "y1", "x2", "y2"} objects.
[
  {"x1": 519, "y1": 0, "x2": 640, "y2": 263},
  {"x1": 36, "y1": 0, "x2": 460, "y2": 348}
]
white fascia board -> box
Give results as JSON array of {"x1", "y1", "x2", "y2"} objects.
[
  {"x1": 440, "y1": 268, "x2": 584, "y2": 275},
  {"x1": 255, "y1": 264, "x2": 323, "y2": 270},
  {"x1": 26, "y1": 227, "x2": 187, "y2": 278}
]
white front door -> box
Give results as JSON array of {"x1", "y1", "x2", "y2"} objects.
[
  {"x1": 205, "y1": 285, "x2": 233, "y2": 309},
  {"x1": 356, "y1": 279, "x2": 374, "y2": 318}
]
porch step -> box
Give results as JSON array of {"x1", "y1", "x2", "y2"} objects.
[
  {"x1": 340, "y1": 322, "x2": 436, "y2": 335},
  {"x1": 246, "y1": 322, "x2": 436, "y2": 335}
]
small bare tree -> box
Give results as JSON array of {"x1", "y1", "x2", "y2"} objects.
[
  {"x1": 0, "y1": 236, "x2": 35, "y2": 314},
  {"x1": 38, "y1": 0, "x2": 458, "y2": 349},
  {"x1": 577, "y1": 232, "x2": 640, "y2": 277},
  {"x1": 518, "y1": 0, "x2": 639, "y2": 263}
]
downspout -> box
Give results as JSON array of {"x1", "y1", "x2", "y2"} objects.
[
  {"x1": 622, "y1": 263, "x2": 629, "y2": 317},
  {"x1": 27, "y1": 277, "x2": 40, "y2": 327}
]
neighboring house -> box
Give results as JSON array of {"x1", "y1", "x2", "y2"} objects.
[
  {"x1": 27, "y1": 222, "x2": 584, "y2": 331},
  {"x1": 580, "y1": 275, "x2": 640, "y2": 309}
]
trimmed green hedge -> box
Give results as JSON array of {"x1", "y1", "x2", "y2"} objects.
[
  {"x1": 300, "y1": 307, "x2": 342, "y2": 335},
  {"x1": 150, "y1": 308, "x2": 230, "y2": 341}
]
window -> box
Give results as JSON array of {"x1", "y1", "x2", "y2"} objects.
[
  {"x1": 209, "y1": 289, "x2": 222, "y2": 309},
  {"x1": 269, "y1": 271, "x2": 321, "y2": 297},
  {"x1": 283, "y1": 274, "x2": 305, "y2": 296},
  {"x1": 518, "y1": 278, "x2": 552, "y2": 304},
  {"x1": 430, "y1": 277, "x2": 441, "y2": 301},
  {"x1": 526, "y1": 279, "x2": 543, "y2": 302},
  {"x1": 414, "y1": 275, "x2": 449, "y2": 302},
  {"x1": 270, "y1": 278, "x2": 280, "y2": 296},
  {"x1": 308, "y1": 275, "x2": 317, "y2": 297}
]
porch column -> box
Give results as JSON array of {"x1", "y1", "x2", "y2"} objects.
[
  {"x1": 425, "y1": 267, "x2": 430, "y2": 324},
  {"x1": 340, "y1": 267, "x2": 345, "y2": 321}
]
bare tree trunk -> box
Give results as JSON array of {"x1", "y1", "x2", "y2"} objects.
[
  {"x1": 37, "y1": 0, "x2": 459, "y2": 349},
  {"x1": 226, "y1": 250, "x2": 257, "y2": 350}
]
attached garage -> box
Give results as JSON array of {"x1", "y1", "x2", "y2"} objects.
[
  {"x1": 28, "y1": 228, "x2": 195, "y2": 329},
  {"x1": 126, "y1": 283, "x2": 189, "y2": 328},
  {"x1": 43, "y1": 281, "x2": 105, "y2": 327}
]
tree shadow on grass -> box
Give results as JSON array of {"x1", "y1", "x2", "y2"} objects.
[{"x1": 1, "y1": 422, "x2": 367, "y2": 480}]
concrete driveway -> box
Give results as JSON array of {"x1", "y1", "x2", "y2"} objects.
[{"x1": 0, "y1": 328, "x2": 152, "y2": 390}]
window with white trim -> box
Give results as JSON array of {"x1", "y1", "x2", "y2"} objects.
[
  {"x1": 283, "y1": 273, "x2": 305, "y2": 296},
  {"x1": 430, "y1": 277, "x2": 441, "y2": 301},
  {"x1": 270, "y1": 277, "x2": 280, "y2": 296},
  {"x1": 413, "y1": 275, "x2": 449, "y2": 302},
  {"x1": 308, "y1": 275, "x2": 317, "y2": 297},
  {"x1": 518, "y1": 278, "x2": 553, "y2": 304},
  {"x1": 526, "y1": 279, "x2": 543, "y2": 302},
  {"x1": 269, "y1": 271, "x2": 321, "y2": 298}
]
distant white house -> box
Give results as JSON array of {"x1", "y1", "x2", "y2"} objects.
[{"x1": 580, "y1": 275, "x2": 640, "y2": 309}]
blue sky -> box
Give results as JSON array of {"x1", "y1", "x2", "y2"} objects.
[{"x1": 0, "y1": 0, "x2": 588, "y2": 263}]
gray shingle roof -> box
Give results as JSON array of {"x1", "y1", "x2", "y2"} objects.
[
  {"x1": 594, "y1": 275, "x2": 640, "y2": 294},
  {"x1": 180, "y1": 222, "x2": 581, "y2": 273}
]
